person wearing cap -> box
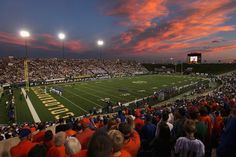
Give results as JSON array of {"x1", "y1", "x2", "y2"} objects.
[
  {"x1": 10, "y1": 128, "x2": 37, "y2": 157},
  {"x1": 76, "y1": 118, "x2": 95, "y2": 149}
]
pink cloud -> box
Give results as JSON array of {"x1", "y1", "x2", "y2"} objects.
[{"x1": 106, "y1": 0, "x2": 236, "y2": 56}]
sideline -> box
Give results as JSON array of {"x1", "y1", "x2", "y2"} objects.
[{"x1": 21, "y1": 88, "x2": 41, "y2": 123}]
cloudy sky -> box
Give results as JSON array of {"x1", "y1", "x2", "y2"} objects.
[{"x1": 0, "y1": 0, "x2": 236, "y2": 62}]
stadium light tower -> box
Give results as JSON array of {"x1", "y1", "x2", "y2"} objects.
[
  {"x1": 19, "y1": 30, "x2": 31, "y2": 91},
  {"x1": 58, "y1": 33, "x2": 66, "y2": 59},
  {"x1": 170, "y1": 57, "x2": 177, "y2": 73},
  {"x1": 97, "y1": 39, "x2": 104, "y2": 59}
]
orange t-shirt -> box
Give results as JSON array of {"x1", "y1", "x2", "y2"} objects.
[
  {"x1": 47, "y1": 145, "x2": 67, "y2": 157},
  {"x1": 122, "y1": 130, "x2": 140, "y2": 157},
  {"x1": 134, "y1": 118, "x2": 144, "y2": 132},
  {"x1": 10, "y1": 140, "x2": 37, "y2": 157},
  {"x1": 44, "y1": 140, "x2": 54, "y2": 150},
  {"x1": 199, "y1": 115, "x2": 212, "y2": 137},
  {"x1": 33, "y1": 130, "x2": 46, "y2": 143},
  {"x1": 111, "y1": 150, "x2": 132, "y2": 157},
  {"x1": 66, "y1": 129, "x2": 77, "y2": 137},
  {"x1": 213, "y1": 115, "x2": 223, "y2": 136},
  {"x1": 72, "y1": 150, "x2": 87, "y2": 157},
  {"x1": 76, "y1": 128, "x2": 95, "y2": 149}
]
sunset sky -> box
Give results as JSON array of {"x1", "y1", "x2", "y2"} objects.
[{"x1": 0, "y1": 0, "x2": 236, "y2": 62}]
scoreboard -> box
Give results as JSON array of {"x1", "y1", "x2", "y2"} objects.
[{"x1": 187, "y1": 53, "x2": 202, "y2": 64}]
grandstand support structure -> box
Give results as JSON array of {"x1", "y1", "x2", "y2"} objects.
[{"x1": 24, "y1": 59, "x2": 29, "y2": 91}]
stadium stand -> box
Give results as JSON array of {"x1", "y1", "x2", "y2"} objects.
[
  {"x1": 0, "y1": 58, "x2": 148, "y2": 85},
  {"x1": 0, "y1": 71, "x2": 235, "y2": 157}
]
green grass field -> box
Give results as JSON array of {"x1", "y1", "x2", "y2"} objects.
[{"x1": 11, "y1": 74, "x2": 202, "y2": 123}]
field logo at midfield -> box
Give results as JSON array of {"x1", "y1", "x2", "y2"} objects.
[
  {"x1": 121, "y1": 93, "x2": 130, "y2": 96},
  {"x1": 137, "y1": 90, "x2": 146, "y2": 93},
  {"x1": 100, "y1": 98, "x2": 110, "y2": 102},
  {"x1": 132, "y1": 81, "x2": 147, "y2": 84},
  {"x1": 31, "y1": 87, "x2": 75, "y2": 120}
]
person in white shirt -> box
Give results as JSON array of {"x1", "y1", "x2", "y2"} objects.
[
  {"x1": 175, "y1": 119, "x2": 205, "y2": 157},
  {"x1": 156, "y1": 111, "x2": 173, "y2": 136}
]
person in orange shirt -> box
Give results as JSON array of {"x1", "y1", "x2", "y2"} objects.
[
  {"x1": 47, "y1": 132, "x2": 67, "y2": 157},
  {"x1": 199, "y1": 106, "x2": 212, "y2": 137},
  {"x1": 76, "y1": 118, "x2": 94, "y2": 149},
  {"x1": 10, "y1": 128, "x2": 37, "y2": 157},
  {"x1": 33, "y1": 122, "x2": 46, "y2": 143},
  {"x1": 199, "y1": 106, "x2": 212, "y2": 157},
  {"x1": 43, "y1": 130, "x2": 54, "y2": 151},
  {"x1": 65, "y1": 137, "x2": 82, "y2": 157},
  {"x1": 108, "y1": 130, "x2": 132, "y2": 157},
  {"x1": 64, "y1": 136, "x2": 88, "y2": 157},
  {"x1": 118, "y1": 122, "x2": 141, "y2": 157},
  {"x1": 212, "y1": 111, "x2": 224, "y2": 147},
  {"x1": 66, "y1": 128, "x2": 77, "y2": 137},
  {"x1": 134, "y1": 114, "x2": 144, "y2": 133}
]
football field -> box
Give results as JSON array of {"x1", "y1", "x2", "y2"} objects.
[{"x1": 11, "y1": 74, "x2": 202, "y2": 123}]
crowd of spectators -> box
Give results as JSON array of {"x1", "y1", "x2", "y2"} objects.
[
  {"x1": 0, "y1": 71, "x2": 235, "y2": 157},
  {"x1": 0, "y1": 57, "x2": 148, "y2": 84}
]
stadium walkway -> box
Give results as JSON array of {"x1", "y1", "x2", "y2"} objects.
[{"x1": 21, "y1": 88, "x2": 41, "y2": 123}]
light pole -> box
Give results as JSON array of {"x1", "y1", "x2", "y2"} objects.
[
  {"x1": 20, "y1": 30, "x2": 30, "y2": 91},
  {"x1": 170, "y1": 57, "x2": 176, "y2": 73},
  {"x1": 58, "y1": 33, "x2": 66, "y2": 59},
  {"x1": 97, "y1": 39, "x2": 104, "y2": 60}
]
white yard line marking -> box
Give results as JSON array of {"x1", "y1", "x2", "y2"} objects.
[
  {"x1": 65, "y1": 89, "x2": 103, "y2": 108},
  {"x1": 21, "y1": 88, "x2": 41, "y2": 123},
  {"x1": 60, "y1": 95, "x2": 88, "y2": 113}
]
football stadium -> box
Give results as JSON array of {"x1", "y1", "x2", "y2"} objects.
[{"x1": 1, "y1": 1, "x2": 236, "y2": 157}]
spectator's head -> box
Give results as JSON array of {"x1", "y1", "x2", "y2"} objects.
[
  {"x1": 183, "y1": 119, "x2": 196, "y2": 135},
  {"x1": 161, "y1": 111, "x2": 169, "y2": 122},
  {"x1": 19, "y1": 128, "x2": 31, "y2": 140},
  {"x1": 178, "y1": 107, "x2": 186, "y2": 117},
  {"x1": 199, "y1": 106, "x2": 208, "y2": 116},
  {"x1": 158, "y1": 122, "x2": 171, "y2": 139},
  {"x1": 189, "y1": 107, "x2": 199, "y2": 120},
  {"x1": 145, "y1": 115, "x2": 152, "y2": 124},
  {"x1": 54, "y1": 132, "x2": 66, "y2": 147},
  {"x1": 230, "y1": 103, "x2": 236, "y2": 116},
  {"x1": 80, "y1": 118, "x2": 90, "y2": 129},
  {"x1": 0, "y1": 135, "x2": 4, "y2": 141},
  {"x1": 38, "y1": 122, "x2": 46, "y2": 131},
  {"x1": 44, "y1": 130, "x2": 53, "y2": 142},
  {"x1": 65, "y1": 137, "x2": 81, "y2": 156},
  {"x1": 107, "y1": 118, "x2": 117, "y2": 131},
  {"x1": 28, "y1": 144, "x2": 47, "y2": 157},
  {"x1": 108, "y1": 130, "x2": 124, "y2": 153},
  {"x1": 87, "y1": 131, "x2": 112, "y2": 157},
  {"x1": 118, "y1": 122, "x2": 132, "y2": 140}
]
